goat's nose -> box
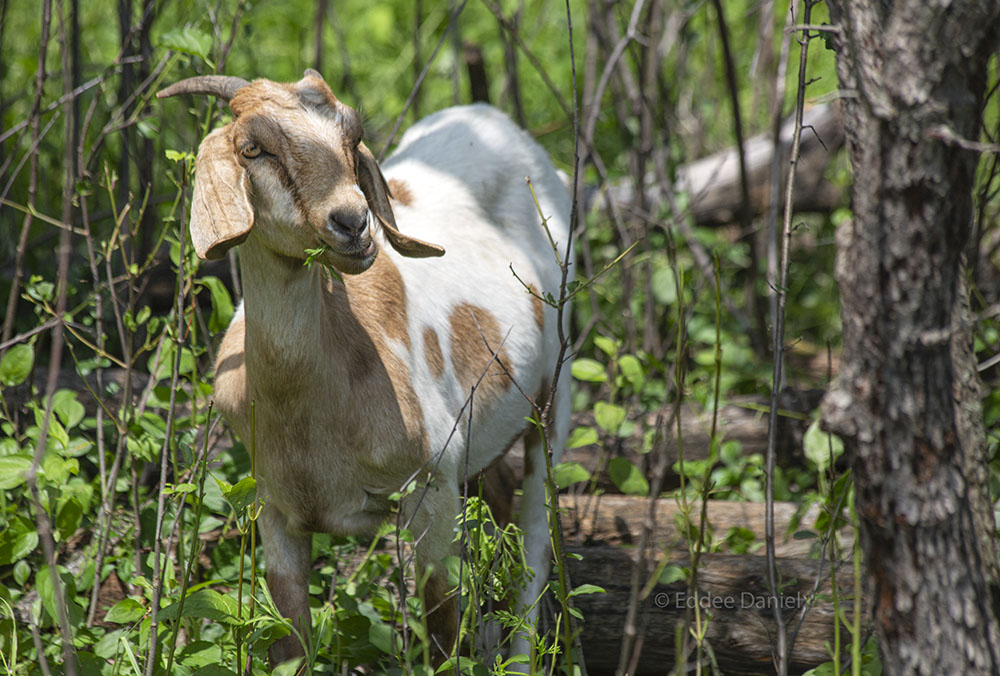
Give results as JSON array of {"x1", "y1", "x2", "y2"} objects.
[{"x1": 327, "y1": 207, "x2": 369, "y2": 238}]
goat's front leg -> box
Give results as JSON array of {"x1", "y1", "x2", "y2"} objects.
[{"x1": 259, "y1": 501, "x2": 314, "y2": 666}]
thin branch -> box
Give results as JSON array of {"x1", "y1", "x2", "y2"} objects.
[
  {"x1": 481, "y1": 0, "x2": 572, "y2": 118},
  {"x1": 765, "y1": 2, "x2": 820, "y2": 674},
  {"x1": 23, "y1": 2, "x2": 79, "y2": 672}
]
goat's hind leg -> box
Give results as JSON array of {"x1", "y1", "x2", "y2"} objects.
[
  {"x1": 403, "y1": 478, "x2": 462, "y2": 666},
  {"x1": 508, "y1": 422, "x2": 559, "y2": 671}
]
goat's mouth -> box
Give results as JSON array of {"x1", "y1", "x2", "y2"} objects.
[{"x1": 321, "y1": 237, "x2": 379, "y2": 274}]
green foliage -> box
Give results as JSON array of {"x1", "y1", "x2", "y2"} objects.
[{"x1": 2, "y1": 0, "x2": 996, "y2": 672}]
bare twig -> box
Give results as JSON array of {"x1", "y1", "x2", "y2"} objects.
[
  {"x1": 481, "y1": 0, "x2": 572, "y2": 118},
  {"x1": 22, "y1": 3, "x2": 80, "y2": 673},
  {"x1": 765, "y1": 2, "x2": 821, "y2": 674}
]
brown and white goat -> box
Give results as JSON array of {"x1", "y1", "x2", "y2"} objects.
[{"x1": 158, "y1": 70, "x2": 572, "y2": 665}]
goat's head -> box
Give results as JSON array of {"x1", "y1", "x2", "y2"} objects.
[{"x1": 158, "y1": 70, "x2": 444, "y2": 273}]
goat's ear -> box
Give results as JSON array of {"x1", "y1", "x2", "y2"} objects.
[
  {"x1": 356, "y1": 141, "x2": 445, "y2": 259},
  {"x1": 191, "y1": 126, "x2": 253, "y2": 260}
]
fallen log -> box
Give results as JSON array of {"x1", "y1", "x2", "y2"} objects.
[
  {"x1": 565, "y1": 545, "x2": 859, "y2": 675},
  {"x1": 559, "y1": 495, "x2": 852, "y2": 558},
  {"x1": 591, "y1": 102, "x2": 845, "y2": 226},
  {"x1": 504, "y1": 389, "x2": 825, "y2": 494}
]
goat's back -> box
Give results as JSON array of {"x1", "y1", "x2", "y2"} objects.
[
  {"x1": 384, "y1": 104, "x2": 570, "y2": 249},
  {"x1": 375, "y1": 104, "x2": 572, "y2": 475}
]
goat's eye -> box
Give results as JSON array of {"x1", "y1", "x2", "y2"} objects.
[{"x1": 241, "y1": 144, "x2": 263, "y2": 159}]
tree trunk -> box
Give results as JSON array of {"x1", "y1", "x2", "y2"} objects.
[{"x1": 821, "y1": 2, "x2": 1000, "y2": 673}]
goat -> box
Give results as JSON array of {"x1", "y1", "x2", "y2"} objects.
[{"x1": 158, "y1": 70, "x2": 572, "y2": 666}]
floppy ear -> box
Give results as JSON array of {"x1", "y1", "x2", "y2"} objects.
[
  {"x1": 190, "y1": 126, "x2": 253, "y2": 260},
  {"x1": 356, "y1": 141, "x2": 445, "y2": 258}
]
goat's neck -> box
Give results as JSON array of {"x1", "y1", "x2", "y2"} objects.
[{"x1": 238, "y1": 235, "x2": 350, "y2": 385}]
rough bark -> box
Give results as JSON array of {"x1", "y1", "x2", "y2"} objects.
[{"x1": 821, "y1": 2, "x2": 1000, "y2": 673}]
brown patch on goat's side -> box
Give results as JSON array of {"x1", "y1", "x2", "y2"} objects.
[
  {"x1": 386, "y1": 357, "x2": 429, "y2": 461},
  {"x1": 336, "y1": 263, "x2": 428, "y2": 463},
  {"x1": 423, "y1": 326, "x2": 445, "y2": 378},
  {"x1": 528, "y1": 284, "x2": 546, "y2": 331},
  {"x1": 387, "y1": 178, "x2": 414, "y2": 207},
  {"x1": 449, "y1": 304, "x2": 512, "y2": 410}
]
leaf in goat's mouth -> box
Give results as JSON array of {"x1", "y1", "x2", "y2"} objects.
[{"x1": 303, "y1": 245, "x2": 345, "y2": 284}]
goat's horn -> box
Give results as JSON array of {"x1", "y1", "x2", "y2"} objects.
[{"x1": 157, "y1": 75, "x2": 250, "y2": 101}]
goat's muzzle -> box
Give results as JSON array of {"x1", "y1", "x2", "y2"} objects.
[
  {"x1": 327, "y1": 206, "x2": 370, "y2": 240},
  {"x1": 319, "y1": 209, "x2": 378, "y2": 275}
]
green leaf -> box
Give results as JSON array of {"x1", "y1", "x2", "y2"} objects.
[
  {"x1": 200, "y1": 276, "x2": 235, "y2": 333},
  {"x1": 571, "y1": 358, "x2": 606, "y2": 383},
  {"x1": 369, "y1": 621, "x2": 398, "y2": 655},
  {"x1": 0, "y1": 515, "x2": 39, "y2": 564},
  {"x1": 568, "y1": 583, "x2": 605, "y2": 597},
  {"x1": 158, "y1": 589, "x2": 239, "y2": 623},
  {"x1": 41, "y1": 453, "x2": 78, "y2": 485},
  {"x1": 192, "y1": 666, "x2": 239, "y2": 676},
  {"x1": 36, "y1": 565, "x2": 78, "y2": 625},
  {"x1": 0, "y1": 454, "x2": 32, "y2": 489},
  {"x1": 104, "y1": 598, "x2": 146, "y2": 624},
  {"x1": 565, "y1": 426, "x2": 598, "y2": 449},
  {"x1": 56, "y1": 497, "x2": 83, "y2": 540},
  {"x1": 608, "y1": 457, "x2": 649, "y2": 496},
  {"x1": 658, "y1": 564, "x2": 686, "y2": 585},
  {"x1": 0, "y1": 437, "x2": 18, "y2": 455},
  {"x1": 593, "y1": 335, "x2": 618, "y2": 358},
  {"x1": 594, "y1": 401, "x2": 626, "y2": 434},
  {"x1": 220, "y1": 476, "x2": 257, "y2": 514},
  {"x1": 553, "y1": 461, "x2": 591, "y2": 489},
  {"x1": 13, "y1": 559, "x2": 30, "y2": 586},
  {"x1": 56, "y1": 498, "x2": 83, "y2": 541},
  {"x1": 618, "y1": 354, "x2": 644, "y2": 388},
  {"x1": 651, "y1": 266, "x2": 677, "y2": 305},
  {"x1": 803, "y1": 420, "x2": 845, "y2": 472},
  {"x1": 0, "y1": 344, "x2": 34, "y2": 386},
  {"x1": 52, "y1": 389, "x2": 86, "y2": 431},
  {"x1": 149, "y1": 343, "x2": 196, "y2": 379},
  {"x1": 723, "y1": 526, "x2": 758, "y2": 554},
  {"x1": 159, "y1": 27, "x2": 213, "y2": 64}
]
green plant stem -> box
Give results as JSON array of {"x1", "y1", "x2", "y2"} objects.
[
  {"x1": 165, "y1": 407, "x2": 215, "y2": 675},
  {"x1": 689, "y1": 256, "x2": 724, "y2": 673},
  {"x1": 851, "y1": 498, "x2": 862, "y2": 676},
  {"x1": 145, "y1": 164, "x2": 189, "y2": 676}
]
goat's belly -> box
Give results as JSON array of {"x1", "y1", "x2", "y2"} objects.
[
  {"x1": 256, "y1": 442, "x2": 416, "y2": 537},
  {"x1": 260, "y1": 469, "x2": 399, "y2": 536}
]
